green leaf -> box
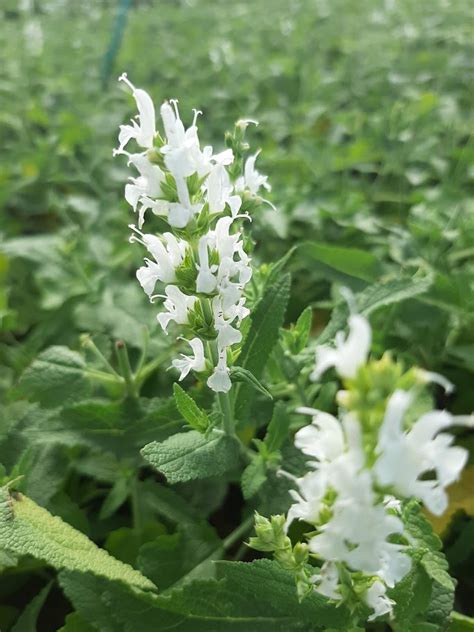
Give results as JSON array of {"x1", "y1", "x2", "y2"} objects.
[
  {"x1": 14, "y1": 443, "x2": 68, "y2": 507},
  {"x1": 11, "y1": 582, "x2": 52, "y2": 632},
  {"x1": 213, "y1": 559, "x2": 351, "y2": 629},
  {"x1": 137, "y1": 522, "x2": 222, "y2": 590},
  {"x1": 241, "y1": 455, "x2": 267, "y2": 499},
  {"x1": 300, "y1": 241, "x2": 382, "y2": 282},
  {"x1": 449, "y1": 612, "x2": 474, "y2": 632},
  {"x1": 318, "y1": 275, "x2": 433, "y2": 344},
  {"x1": 403, "y1": 501, "x2": 455, "y2": 629},
  {"x1": 230, "y1": 366, "x2": 273, "y2": 400},
  {"x1": 58, "y1": 612, "x2": 97, "y2": 632},
  {"x1": 264, "y1": 402, "x2": 291, "y2": 453},
  {"x1": 15, "y1": 346, "x2": 91, "y2": 408},
  {"x1": 60, "y1": 559, "x2": 351, "y2": 631},
  {"x1": 105, "y1": 523, "x2": 167, "y2": 567},
  {"x1": 291, "y1": 306, "x2": 313, "y2": 354},
  {"x1": 421, "y1": 551, "x2": 454, "y2": 591},
  {"x1": 141, "y1": 430, "x2": 241, "y2": 484},
  {"x1": 264, "y1": 247, "x2": 297, "y2": 289},
  {"x1": 173, "y1": 384, "x2": 210, "y2": 433},
  {"x1": 0, "y1": 488, "x2": 154, "y2": 591},
  {"x1": 28, "y1": 397, "x2": 181, "y2": 459},
  {"x1": 139, "y1": 480, "x2": 203, "y2": 525},
  {"x1": 390, "y1": 565, "x2": 432, "y2": 628},
  {"x1": 235, "y1": 273, "x2": 290, "y2": 421},
  {"x1": 99, "y1": 475, "x2": 130, "y2": 520}
]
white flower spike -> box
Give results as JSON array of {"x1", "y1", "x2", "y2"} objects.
[{"x1": 116, "y1": 75, "x2": 271, "y2": 391}]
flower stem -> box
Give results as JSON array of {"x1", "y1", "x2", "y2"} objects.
[
  {"x1": 222, "y1": 514, "x2": 254, "y2": 551},
  {"x1": 81, "y1": 334, "x2": 121, "y2": 377},
  {"x1": 115, "y1": 340, "x2": 138, "y2": 399},
  {"x1": 135, "y1": 350, "x2": 171, "y2": 389},
  {"x1": 218, "y1": 391, "x2": 235, "y2": 436},
  {"x1": 207, "y1": 339, "x2": 235, "y2": 436}
]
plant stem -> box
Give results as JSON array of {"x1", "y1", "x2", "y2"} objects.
[
  {"x1": 218, "y1": 391, "x2": 235, "y2": 436},
  {"x1": 115, "y1": 340, "x2": 138, "y2": 398},
  {"x1": 81, "y1": 334, "x2": 121, "y2": 377},
  {"x1": 134, "y1": 326, "x2": 149, "y2": 377},
  {"x1": 84, "y1": 368, "x2": 123, "y2": 386},
  {"x1": 295, "y1": 375, "x2": 309, "y2": 406},
  {"x1": 135, "y1": 350, "x2": 170, "y2": 389},
  {"x1": 207, "y1": 339, "x2": 235, "y2": 436},
  {"x1": 222, "y1": 514, "x2": 254, "y2": 552}
]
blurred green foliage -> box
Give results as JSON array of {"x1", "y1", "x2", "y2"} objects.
[{"x1": 0, "y1": 0, "x2": 473, "y2": 629}]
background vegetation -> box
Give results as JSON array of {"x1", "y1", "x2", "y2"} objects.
[{"x1": 0, "y1": 0, "x2": 473, "y2": 629}]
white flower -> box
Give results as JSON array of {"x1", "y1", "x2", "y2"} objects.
[
  {"x1": 214, "y1": 217, "x2": 241, "y2": 260},
  {"x1": 289, "y1": 406, "x2": 412, "y2": 603},
  {"x1": 235, "y1": 151, "x2": 271, "y2": 195},
  {"x1": 207, "y1": 350, "x2": 232, "y2": 393},
  {"x1": 160, "y1": 101, "x2": 233, "y2": 181},
  {"x1": 130, "y1": 227, "x2": 186, "y2": 297},
  {"x1": 115, "y1": 74, "x2": 156, "y2": 153},
  {"x1": 285, "y1": 470, "x2": 327, "y2": 528},
  {"x1": 207, "y1": 163, "x2": 242, "y2": 216},
  {"x1": 294, "y1": 409, "x2": 345, "y2": 462},
  {"x1": 124, "y1": 154, "x2": 164, "y2": 228},
  {"x1": 196, "y1": 236, "x2": 218, "y2": 294},
  {"x1": 311, "y1": 562, "x2": 341, "y2": 600},
  {"x1": 416, "y1": 369, "x2": 454, "y2": 394},
  {"x1": 167, "y1": 202, "x2": 196, "y2": 228},
  {"x1": 222, "y1": 294, "x2": 250, "y2": 325},
  {"x1": 307, "y1": 475, "x2": 410, "y2": 587},
  {"x1": 172, "y1": 338, "x2": 206, "y2": 380},
  {"x1": 157, "y1": 285, "x2": 196, "y2": 332},
  {"x1": 213, "y1": 296, "x2": 243, "y2": 349},
  {"x1": 365, "y1": 581, "x2": 395, "y2": 621},
  {"x1": 374, "y1": 390, "x2": 468, "y2": 516},
  {"x1": 311, "y1": 314, "x2": 371, "y2": 380}
]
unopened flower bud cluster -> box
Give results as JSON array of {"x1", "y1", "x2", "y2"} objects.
[
  {"x1": 114, "y1": 74, "x2": 272, "y2": 392},
  {"x1": 282, "y1": 309, "x2": 470, "y2": 621}
]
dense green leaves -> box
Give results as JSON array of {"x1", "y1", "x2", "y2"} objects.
[
  {"x1": 141, "y1": 431, "x2": 241, "y2": 483},
  {"x1": 1, "y1": 0, "x2": 473, "y2": 627},
  {"x1": 59, "y1": 559, "x2": 352, "y2": 631}
]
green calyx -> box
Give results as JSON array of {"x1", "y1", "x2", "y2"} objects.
[
  {"x1": 187, "y1": 298, "x2": 217, "y2": 341},
  {"x1": 249, "y1": 513, "x2": 314, "y2": 601},
  {"x1": 340, "y1": 354, "x2": 419, "y2": 461},
  {"x1": 174, "y1": 249, "x2": 199, "y2": 292}
]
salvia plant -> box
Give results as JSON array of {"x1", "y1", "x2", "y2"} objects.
[
  {"x1": 112, "y1": 75, "x2": 472, "y2": 628},
  {"x1": 1, "y1": 71, "x2": 472, "y2": 632}
]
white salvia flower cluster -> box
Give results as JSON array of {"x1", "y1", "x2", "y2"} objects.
[
  {"x1": 114, "y1": 74, "x2": 271, "y2": 392},
  {"x1": 286, "y1": 311, "x2": 470, "y2": 621}
]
